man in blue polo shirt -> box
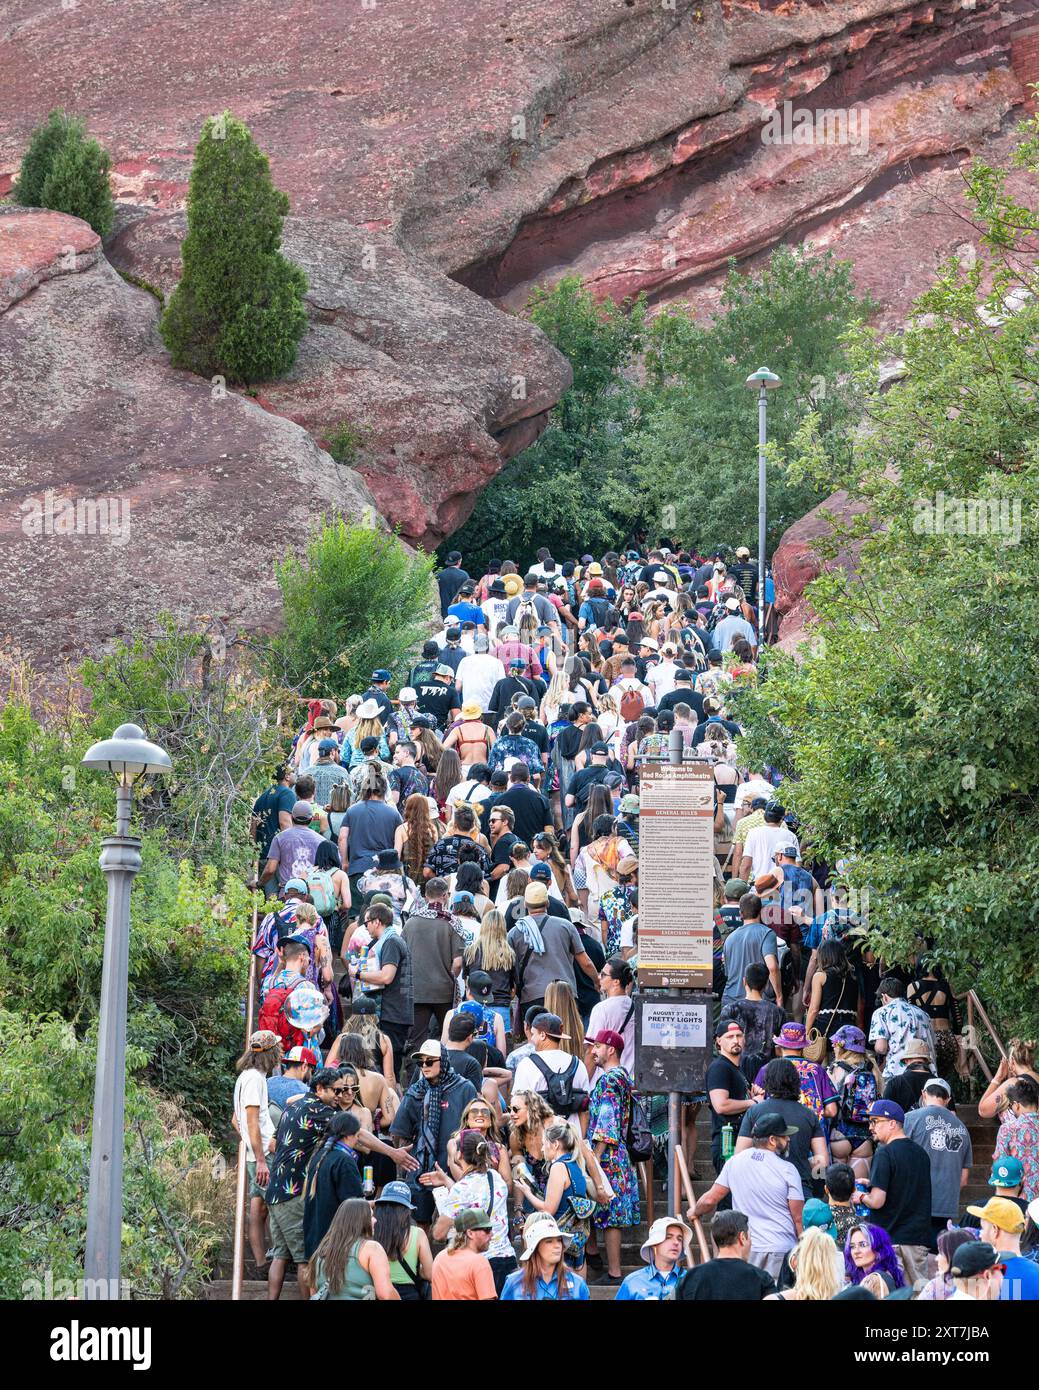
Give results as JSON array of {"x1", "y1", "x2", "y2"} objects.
[{"x1": 615, "y1": 1217, "x2": 693, "y2": 1300}]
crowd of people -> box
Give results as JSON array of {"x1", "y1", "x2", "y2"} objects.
[{"x1": 232, "y1": 541, "x2": 1039, "y2": 1301}]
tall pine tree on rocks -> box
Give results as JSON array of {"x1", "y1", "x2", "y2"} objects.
[
  {"x1": 13, "y1": 110, "x2": 115, "y2": 236},
  {"x1": 160, "y1": 113, "x2": 307, "y2": 384}
]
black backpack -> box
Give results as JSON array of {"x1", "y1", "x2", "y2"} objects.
[
  {"x1": 626, "y1": 1086, "x2": 653, "y2": 1163},
  {"x1": 530, "y1": 1054, "x2": 589, "y2": 1117}
]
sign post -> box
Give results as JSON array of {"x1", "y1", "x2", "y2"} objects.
[{"x1": 637, "y1": 732, "x2": 716, "y2": 1217}]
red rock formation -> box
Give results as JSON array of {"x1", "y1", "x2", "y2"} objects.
[
  {"x1": 0, "y1": 207, "x2": 380, "y2": 670},
  {"x1": 3, "y1": 0, "x2": 1034, "y2": 552},
  {"x1": 771, "y1": 489, "x2": 877, "y2": 650},
  {"x1": 105, "y1": 210, "x2": 569, "y2": 549}
]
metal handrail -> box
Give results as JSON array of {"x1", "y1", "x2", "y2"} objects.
[
  {"x1": 230, "y1": 870, "x2": 261, "y2": 1301},
  {"x1": 960, "y1": 988, "x2": 1007, "y2": 1085},
  {"x1": 674, "y1": 1146, "x2": 710, "y2": 1265}
]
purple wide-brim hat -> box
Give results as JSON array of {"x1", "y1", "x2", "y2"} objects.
[{"x1": 774, "y1": 1022, "x2": 807, "y2": 1048}]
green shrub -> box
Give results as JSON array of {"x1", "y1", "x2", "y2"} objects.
[
  {"x1": 324, "y1": 420, "x2": 368, "y2": 464},
  {"x1": 12, "y1": 109, "x2": 114, "y2": 236},
  {"x1": 268, "y1": 519, "x2": 435, "y2": 702},
  {"x1": 159, "y1": 112, "x2": 308, "y2": 383}
]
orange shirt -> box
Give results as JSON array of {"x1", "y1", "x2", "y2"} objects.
[{"x1": 431, "y1": 1247, "x2": 497, "y2": 1300}]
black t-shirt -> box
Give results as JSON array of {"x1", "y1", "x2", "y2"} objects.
[
  {"x1": 522, "y1": 720, "x2": 550, "y2": 756},
  {"x1": 566, "y1": 765, "x2": 610, "y2": 808},
  {"x1": 377, "y1": 932, "x2": 413, "y2": 1027},
  {"x1": 416, "y1": 681, "x2": 461, "y2": 725},
  {"x1": 706, "y1": 1056, "x2": 749, "y2": 1140},
  {"x1": 489, "y1": 830, "x2": 520, "y2": 875},
  {"x1": 437, "y1": 565, "x2": 469, "y2": 613},
  {"x1": 739, "y1": 1098, "x2": 822, "y2": 1199},
  {"x1": 657, "y1": 687, "x2": 705, "y2": 721},
  {"x1": 868, "y1": 1137, "x2": 933, "y2": 1246},
  {"x1": 575, "y1": 929, "x2": 606, "y2": 1018},
  {"x1": 446, "y1": 1047, "x2": 485, "y2": 1091},
  {"x1": 883, "y1": 1066, "x2": 931, "y2": 1114},
  {"x1": 676, "y1": 1258, "x2": 775, "y2": 1301},
  {"x1": 489, "y1": 676, "x2": 540, "y2": 721},
  {"x1": 555, "y1": 724, "x2": 585, "y2": 761},
  {"x1": 302, "y1": 1144, "x2": 363, "y2": 1260},
  {"x1": 495, "y1": 785, "x2": 552, "y2": 844}
]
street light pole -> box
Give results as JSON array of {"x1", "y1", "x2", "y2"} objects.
[
  {"x1": 81, "y1": 723, "x2": 172, "y2": 1299},
  {"x1": 744, "y1": 368, "x2": 781, "y2": 646}
]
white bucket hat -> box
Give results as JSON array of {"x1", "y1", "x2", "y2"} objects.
[
  {"x1": 639, "y1": 1216, "x2": 693, "y2": 1264},
  {"x1": 355, "y1": 697, "x2": 383, "y2": 720},
  {"x1": 519, "y1": 1215, "x2": 573, "y2": 1261}
]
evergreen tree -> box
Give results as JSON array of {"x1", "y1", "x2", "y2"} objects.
[
  {"x1": 13, "y1": 110, "x2": 114, "y2": 237},
  {"x1": 159, "y1": 113, "x2": 307, "y2": 383}
]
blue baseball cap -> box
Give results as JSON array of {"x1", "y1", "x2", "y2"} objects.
[
  {"x1": 868, "y1": 1100, "x2": 905, "y2": 1124},
  {"x1": 371, "y1": 669, "x2": 392, "y2": 682},
  {"x1": 990, "y1": 1156, "x2": 1024, "y2": 1187},
  {"x1": 317, "y1": 738, "x2": 338, "y2": 753},
  {"x1": 529, "y1": 862, "x2": 553, "y2": 883},
  {"x1": 283, "y1": 878, "x2": 309, "y2": 896}
]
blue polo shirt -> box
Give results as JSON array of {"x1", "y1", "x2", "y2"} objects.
[
  {"x1": 500, "y1": 1270, "x2": 590, "y2": 1300},
  {"x1": 615, "y1": 1263, "x2": 682, "y2": 1300},
  {"x1": 447, "y1": 601, "x2": 487, "y2": 627}
]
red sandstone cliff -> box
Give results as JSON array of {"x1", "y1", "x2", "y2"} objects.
[{"x1": 2, "y1": 0, "x2": 1036, "y2": 666}]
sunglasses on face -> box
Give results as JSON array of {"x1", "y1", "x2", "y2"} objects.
[
  {"x1": 332, "y1": 1086, "x2": 356, "y2": 1096},
  {"x1": 419, "y1": 1058, "x2": 439, "y2": 1068}
]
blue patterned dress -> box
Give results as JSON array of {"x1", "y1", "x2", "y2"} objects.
[{"x1": 590, "y1": 1067, "x2": 640, "y2": 1229}]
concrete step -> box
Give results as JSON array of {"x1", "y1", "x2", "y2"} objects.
[{"x1": 205, "y1": 1279, "x2": 302, "y2": 1301}]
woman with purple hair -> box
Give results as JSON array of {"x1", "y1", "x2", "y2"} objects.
[
  {"x1": 917, "y1": 1227, "x2": 979, "y2": 1301},
  {"x1": 844, "y1": 1223, "x2": 906, "y2": 1296}
]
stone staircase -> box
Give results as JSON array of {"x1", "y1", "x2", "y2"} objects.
[{"x1": 204, "y1": 1103, "x2": 1000, "y2": 1301}]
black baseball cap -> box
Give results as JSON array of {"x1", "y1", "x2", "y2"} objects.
[
  {"x1": 949, "y1": 1242, "x2": 1002, "y2": 1278},
  {"x1": 467, "y1": 970, "x2": 494, "y2": 1004},
  {"x1": 751, "y1": 1113, "x2": 799, "y2": 1139}
]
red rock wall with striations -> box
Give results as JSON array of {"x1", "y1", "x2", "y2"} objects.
[{"x1": 0, "y1": 0, "x2": 1034, "y2": 655}]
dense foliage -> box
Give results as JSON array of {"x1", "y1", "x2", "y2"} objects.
[
  {"x1": 731, "y1": 121, "x2": 1039, "y2": 1038},
  {"x1": 12, "y1": 109, "x2": 115, "y2": 237},
  {"x1": 81, "y1": 616, "x2": 282, "y2": 868},
  {"x1": 0, "y1": 666, "x2": 259, "y2": 1295},
  {"x1": 268, "y1": 519, "x2": 435, "y2": 704},
  {"x1": 445, "y1": 277, "x2": 646, "y2": 571},
  {"x1": 445, "y1": 252, "x2": 870, "y2": 571},
  {"x1": 633, "y1": 247, "x2": 871, "y2": 553},
  {"x1": 159, "y1": 113, "x2": 307, "y2": 383}
]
